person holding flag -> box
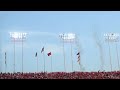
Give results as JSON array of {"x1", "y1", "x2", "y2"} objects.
[{"x1": 47, "y1": 52, "x2": 52, "y2": 72}]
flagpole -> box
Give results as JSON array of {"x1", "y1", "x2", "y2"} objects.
[
  {"x1": 14, "y1": 38, "x2": 15, "y2": 73},
  {"x1": 108, "y1": 41, "x2": 112, "y2": 71},
  {"x1": 76, "y1": 35, "x2": 81, "y2": 72},
  {"x1": 5, "y1": 52, "x2": 6, "y2": 73},
  {"x1": 22, "y1": 38, "x2": 23, "y2": 73},
  {"x1": 78, "y1": 55, "x2": 81, "y2": 72},
  {"x1": 71, "y1": 41, "x2": 73, "y2": 72},
  {"x1": 5, "y1": 66, "x2": 6, "y2": 73},
  {"x1": 77, "y1": 52, "x2": 81, "y2": 72},
  {"x1": 5, "y1": 61, "x2": 6, "y2": 73},
  {"x1": 51, "y1": 55, "x2": 52, "y2": 72},
  {"x1": 79, "y1": 62, "x2": 81, "y2": 72},
  {"x1": 43, "y1": 51, "x2": 45, "y2": 73},
  {"x1": 5, "y1": 54, "x2": 6, "y2": 73},
  {"x1": 37, "y1": 55, "x2": 38, "y2": 72},
  {"x1": 116, "y1": 42, "x2": 120, "y2": 70},
  {"x1": 63, "y1": 40, "x2": 66, "y2": 72}
]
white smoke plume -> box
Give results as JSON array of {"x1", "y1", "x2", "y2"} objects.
[{"x1": 93, "y1": 32, "x2": 104, "y2": 71}]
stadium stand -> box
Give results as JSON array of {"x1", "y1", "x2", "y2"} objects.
[{"x1": 0, "y1": 71, "x2": 120, "y2": 79}]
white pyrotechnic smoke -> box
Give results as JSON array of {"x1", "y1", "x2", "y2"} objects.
[{"x1": 93, "y1": 32, "x2": 104, "y2": 71}]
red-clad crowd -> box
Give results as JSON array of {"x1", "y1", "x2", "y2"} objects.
[{"x1": 0, "y1": 71, "x2": 120, "y2": 79}]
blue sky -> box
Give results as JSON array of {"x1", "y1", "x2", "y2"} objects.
[{"x1": 0, "y1": 11, "x2": 120, "y2": 73}]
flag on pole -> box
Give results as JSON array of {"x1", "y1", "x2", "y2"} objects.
[
  {"x1": 78, "y1": 55, "x2": 80, "y2": 59},
  {"x1": 77, "y1": 55, "x2": 80, "y2": 62},
  {"x1": 77, "y1": 58, "x2": 80, "y2": 62},
  {"x1": 41, "y1": 47, "x2": 44, "y2": 53},
  {"x1": 47, "y1": 52, "x2": 51, "y2": 56},
  {"x1": 35, "y1": 52, "x2": 37, "y2": 57},
  {"x1": 77, "y1": 52, "x2": 80, "y2": 64},
  {"x1": 77, "y1": 52, "x2": 80, "y2": 55}
]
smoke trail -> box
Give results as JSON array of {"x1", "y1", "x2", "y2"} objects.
[
  {"x1": 75, "y1": 34, "x2": 85, "y2": 71},
  {"x1": 93, "y1": 32, "x2": 104, "y2": 71}
]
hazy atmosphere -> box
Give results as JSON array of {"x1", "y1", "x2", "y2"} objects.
[{"x1": 0, "y1": 11, "x2": 120, "y2": 73}]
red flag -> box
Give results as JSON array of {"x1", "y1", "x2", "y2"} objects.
[{"x1": 47, "y1": 52, "x2": 51, "y2": 56}]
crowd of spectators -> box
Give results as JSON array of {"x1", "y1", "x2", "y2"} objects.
[{"x1": 0, "y1": 71, "x2": 120, "y2": 79}]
